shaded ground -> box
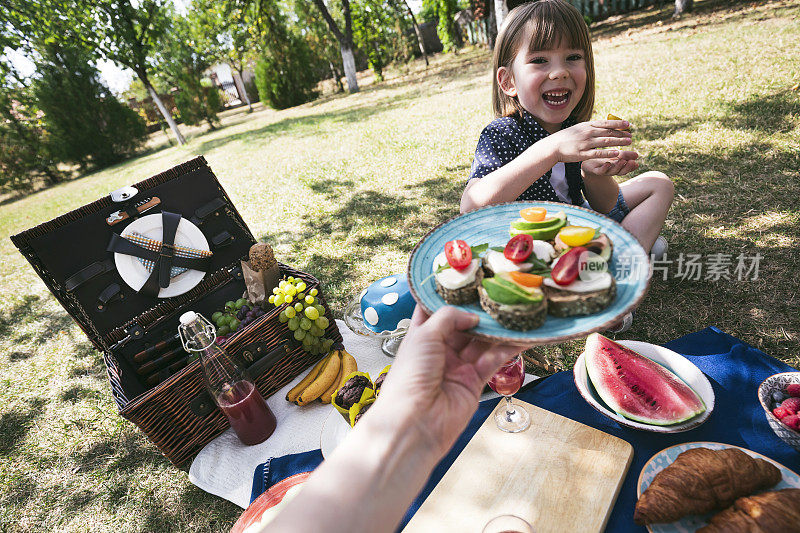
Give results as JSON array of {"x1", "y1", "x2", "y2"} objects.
[{"x1": 1, "y1": 0, "x2": 798, "y2": 530}]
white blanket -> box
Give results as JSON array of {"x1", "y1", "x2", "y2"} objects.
[{"x1": 188, "y1": 320, "x2": 535, "y2": 508}]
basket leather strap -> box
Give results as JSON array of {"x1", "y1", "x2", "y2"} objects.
[
  {"x1": 157, "y1": 211, "x2": 181, "y2": 289},
  {"x1": 565, "y1": 161, "x2": 586, "y2": 206},
  {"x1": 106, "y1": 211, "x2": 212, "y2": 297},
  {"x1": 65, "y1": 258, "x2": 116, "y2": 291},
  {"x1": 106, "y1": 234, "x2": 212, "y2": 271}
]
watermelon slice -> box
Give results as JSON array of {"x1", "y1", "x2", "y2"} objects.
[{"x1": 584, "y1": 333, "x2": 705, "y2": 425}]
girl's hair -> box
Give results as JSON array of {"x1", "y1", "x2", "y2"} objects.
[{"x1": 491, "y1": 0, "x2": 595, "y2": 122}]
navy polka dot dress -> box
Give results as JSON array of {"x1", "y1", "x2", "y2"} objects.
[{"x1": 468, "y1": 111, "x2": 586, "y2": 205}]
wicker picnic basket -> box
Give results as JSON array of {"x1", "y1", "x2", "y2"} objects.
[{"x1": 11, "y1": 156, "x2": 341, "y2": 466}]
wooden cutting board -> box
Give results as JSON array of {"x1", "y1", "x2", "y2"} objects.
[{"x1": 403, "y1": 400, "x2": 633, "y2": 533}]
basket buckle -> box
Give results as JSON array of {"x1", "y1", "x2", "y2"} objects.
[{"x1": 110, "y1": 185, "x2": 138, "y2": 203}]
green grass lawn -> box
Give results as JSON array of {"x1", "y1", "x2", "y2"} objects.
[{"x1": 2, "y1": 0, "x2": 799, "y2": 530}]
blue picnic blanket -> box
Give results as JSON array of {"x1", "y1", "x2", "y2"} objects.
[{"x1": 250, "y1": 327, "x2": 800, "y2": 531}]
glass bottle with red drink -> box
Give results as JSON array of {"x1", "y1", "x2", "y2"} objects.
[
  {"x1": 487, "y1": 354, "x2": 530, "y2": 433},
  {"x1": 178, "y1": 311, "x2": 276, "y2": 445}
]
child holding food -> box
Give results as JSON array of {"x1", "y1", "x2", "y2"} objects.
[{"x1": 460, "y1": 0, "x2": 673, "y2": 259}]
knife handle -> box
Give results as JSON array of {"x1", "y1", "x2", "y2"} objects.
[
  {"x1": 132, "y1": 334, "x2": 179, "y2": 363},
  {"x1": 146, "y1": 358, "x2": 188, "y2": 387},
  {"x1": 137, "y1": 346, "x2": 186, "y2": 375},
  {"x1": 107, "y1": 197, "x2": 161, "y2": 225}
]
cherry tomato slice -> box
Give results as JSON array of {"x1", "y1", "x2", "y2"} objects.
[
  {"x1": 551, "y1": 246, "x2": 588, "y2": 286},
  {"x1": 520, "y1": 207, "x2": 547, "y2": 222},
  {"x1": 444, "y1": 240, "x2": 472, "y2": 270},
  {"x1": 504, "y1": 234, "x2": 534, "y2": 263},
  {"x1": 509, "y1": 271, "x2": 543, "y2": 287}
]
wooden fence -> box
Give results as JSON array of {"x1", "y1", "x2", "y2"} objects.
[{"x1": 567, "y1": 0, "x2": 666, "y2": 19}]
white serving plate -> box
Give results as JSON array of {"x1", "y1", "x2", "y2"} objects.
[
  {"x1": 115, "y1": 213, "x2": 209, "y2": 298},
  {"x1": 637, "y1": 441, "x2": 800, "y2": 533},
  {"x1": 573, "y1": 340, "x2": 715, "y2": 433}
]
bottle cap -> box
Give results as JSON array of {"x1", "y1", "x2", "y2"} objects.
[{"x1": 179, "y1": 311, "x2": 198, "y2": 325}]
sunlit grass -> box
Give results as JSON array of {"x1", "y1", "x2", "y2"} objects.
[{"x1": 1, "y1": 0, "x2": 799, "y2": 530}]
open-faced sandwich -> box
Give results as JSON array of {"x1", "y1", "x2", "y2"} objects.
[
  {"x1": 509, "y1": 206, "x2": 568, "y2": 241},
  {"x1": 432, "y1": 240, "x2": 484, "y2": 304},
  {"x1": 478, "y1": 233, "x2": 550, "y2": 331},
  {"x1": 545, "y1": 225, "x2": 616, "y2": 317},
  {"x1": 478, "y1": 270, "x2": 548, "y2": 330},
  {"x1": 427, "y1": 207, "x2": 620, "y2": 331}
]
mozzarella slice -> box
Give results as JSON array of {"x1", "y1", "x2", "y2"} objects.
[
  {"x1": 433, "y1": 252, "x2": 480, "y2": 290},
  {"x1": 484, "y1": 250, "x2": 534, "y2": 274},
  {"x1": 544, "y1": 272, "x2": 612, "y2": 293},
  {"x1": 531, "y1": 240, "x2": 556, "y2": 262}
]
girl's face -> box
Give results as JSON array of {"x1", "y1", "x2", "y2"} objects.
[{"x1": 498, "y1": 35, "x2": 587, "y2": 133}]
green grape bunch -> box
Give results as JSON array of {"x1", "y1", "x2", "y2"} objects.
[{"x1": 269, "y1": 276, "x2": 334, "y2": 355}]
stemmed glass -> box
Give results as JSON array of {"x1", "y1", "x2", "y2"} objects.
[
  {"x1": 482, "y1": 514, "x2": 533, "y2": 533},
  {"x1": 487, "y1": 354, "x2": 530, "y2": 433}
]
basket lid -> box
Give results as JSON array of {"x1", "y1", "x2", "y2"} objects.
[{"x1": 11, "y1": 156, "x2": 256, "y2": 352}]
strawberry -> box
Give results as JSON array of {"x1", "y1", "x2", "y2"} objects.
[
  {"x1": 786, "y1": 383, "x2": 800, "y2": 398},
  {"x1": 773, "y1": 406, "x2": 791, "y2": 420},
  {"x1": 781, "y1": 414, "x2": 800, "y2": 431},
  {"x1": 781, "y1": 397, "x2": 800, "y2": 414}
]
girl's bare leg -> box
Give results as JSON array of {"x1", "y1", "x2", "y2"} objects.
[{"x1": 618, "y1": 171, "x2": 675, "y2": 252}]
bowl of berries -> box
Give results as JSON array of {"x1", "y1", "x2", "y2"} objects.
[{"x1": 758, "y1": 372, "x2": 800, "y2": 452}]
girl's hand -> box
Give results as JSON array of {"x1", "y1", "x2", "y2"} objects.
[
  {"x1": 582, "y1": 150, "x2": 639, "y2": 178},
  {"x1": 547, "y1": 119, "x2": 633, "y2": 163}
]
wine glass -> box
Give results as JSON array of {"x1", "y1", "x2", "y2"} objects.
[
  {"x1": 482, "y1": 514, "x2": 533, "y2": 533},
  {"x1": 488, "y1": 354, "x2": 530, "y2": 433}
]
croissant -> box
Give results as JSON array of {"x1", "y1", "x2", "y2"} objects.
[
  {"x1": 634, "y1": 447, "x2": 782, "y2": 525},
  {"x1": 697, "y1": 489, "x2": 800, "y2": 533}
]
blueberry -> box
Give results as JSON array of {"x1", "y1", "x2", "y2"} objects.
[{"x1": 772, "y1": 390, "x2": 788, "y2": 404}]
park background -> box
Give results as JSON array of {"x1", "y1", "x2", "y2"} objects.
[{"x1": 1, "y1": 0, "x2": 799, "y2": 530}]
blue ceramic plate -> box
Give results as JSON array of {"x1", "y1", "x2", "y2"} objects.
[
  {"x1": 407, "y1": 201, "x2": 651, "y2": 344},
  {"x1": 637, "y1": 442, "x2": 800, "y2": 533}
]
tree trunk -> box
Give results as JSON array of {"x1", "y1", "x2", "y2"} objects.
[
  {"x1": 141, "y1": 74, "x2": 185, "y2": 146},
  {"x1": 234, "y1": 67, "x2": 252, "y2": 113},
  {"x1": 403, "y1": 0, "x2": 428, "y2": 66},
  {"x1": 312, "y1": 0, "x2": 360, "y2": 94},
  {"x1": 487, "y1": 3, "x2": 498, "y2": 49},
  {"x1": 341, "y1": 44, "x2": 359, "y2": 93},
  {"x1": 329, "y1": 61, "x2": 345, "y2": 92},
  {"x1": 41, "y1": 166, "x2": 63, "y2": 185},
  {"x1": 673, "y1": 0, "x2": 693, "y2": 17},
  {"x1": 494, "y1": 0, "x2": 508, "y2": 33}
]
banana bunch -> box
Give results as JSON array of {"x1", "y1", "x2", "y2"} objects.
[{"x1": 285, "y1": 349, "x2": 358, "y2": 406}]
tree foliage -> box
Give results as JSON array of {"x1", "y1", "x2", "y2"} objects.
[
  {"x1": 351, "y1": 0, "x2": 415, "y2": 81},
  {"x1": 422, "y1": 0, "x2": 463, "y2": 52},
  {"x1": 32, "y1": 44, "x2": 147, "y2": 169},
  {"x1": 159, "y1": 11, "x2": 222, "y2": 129},
  {"x1": 310, "y1": 0, "x2": 360, "y2": 93},
  {"x1": 193, "y1": 0, "x2": 257, "y2": 107},
  {"x1": 0, "y1": 77, "x2": 62, "y2": 192},
  {"x1": 86, "y1": 0, "x2": 186, "y2": 144},
  {"x1": 292, "y1": 0, "x2": 345, "y2": 90},
  {"x1": 252, "y1": 1, "x2": 318, "y2": 109}
]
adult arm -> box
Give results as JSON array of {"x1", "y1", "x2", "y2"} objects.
[{"x1": 265, "y1": 307, "x2": 526, "y2": 533}]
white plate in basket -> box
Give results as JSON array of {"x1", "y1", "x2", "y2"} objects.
[{"x1": 115, "y1": 214, "x2": 209, "y2": 298}]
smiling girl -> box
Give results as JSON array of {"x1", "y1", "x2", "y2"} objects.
[{"x1": 461, "y1": 0, "x2": 673, "y2": 259}]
